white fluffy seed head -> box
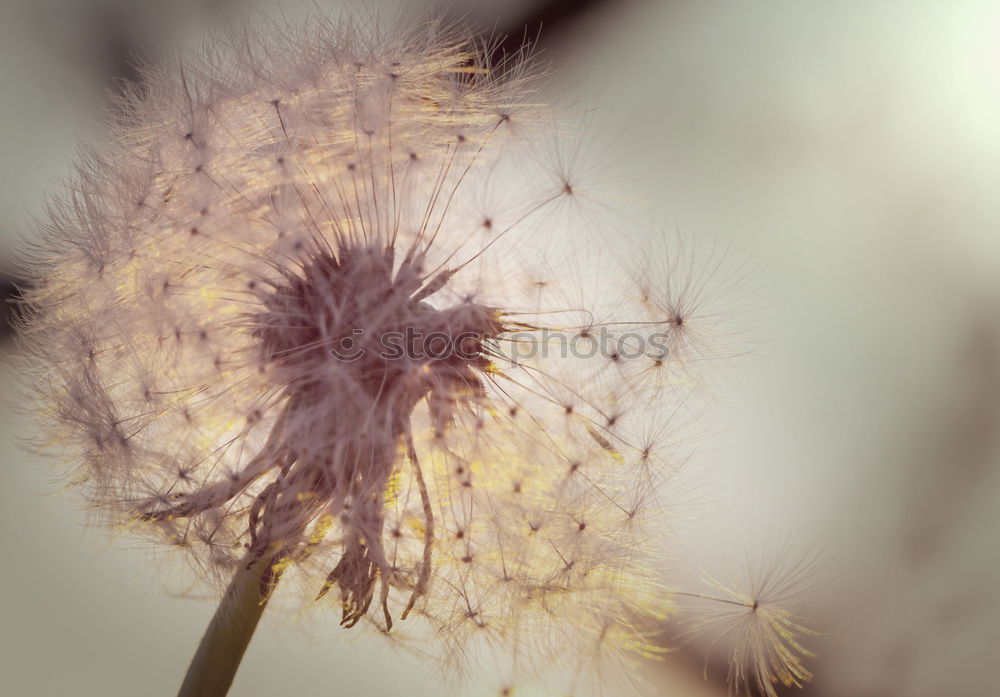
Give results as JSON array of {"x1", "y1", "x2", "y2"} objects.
[{"x1": 16, "y1": 9, "x2": 777, "y2": 696}]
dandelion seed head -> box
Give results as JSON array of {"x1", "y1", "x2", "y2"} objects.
[{"x1": 16, "y1": 9, "x2": 764, "y2": 695}]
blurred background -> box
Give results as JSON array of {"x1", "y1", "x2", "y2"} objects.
[{"x1": 2, "y1": 1, "x2": 999, "y2": 696}]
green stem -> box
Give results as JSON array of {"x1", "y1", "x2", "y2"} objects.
[{"x1": 177, "y1": 555, "x2": 279, "y2": 697}]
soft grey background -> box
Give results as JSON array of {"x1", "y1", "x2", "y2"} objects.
[{"x1": 2, "y1": 1, "x2": 999, "y2": 696}]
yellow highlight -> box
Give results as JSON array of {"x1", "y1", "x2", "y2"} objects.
[
  {"x1": 384, "y1": 468, "x2": 402, "y2": 504},
  {"x1": 308, "y1": 515, "x2": 334, "y2": 545},
  {"x1": 271, "y1": 556, "x2": 294, "y2": 574}
]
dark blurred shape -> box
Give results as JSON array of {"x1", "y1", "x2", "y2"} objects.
[
  {"x1": 901, "y1": 306, "x2": 1000, "y2": 563},
  {"x1": 93, "y1": 3, "x2": 147, "y2": 95},
  {"x1": 1, "y1": 274, "x2": 25, "y2": 343},
  {"x1": 81, "y1": 1, "x2": 235, "y2": 98},
  {"x1": 489, "y1": 0, "x2": 608, "y2": 65}
]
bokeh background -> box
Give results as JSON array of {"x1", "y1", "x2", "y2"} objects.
[{"x1": 2, "y1": 1, "x2": 999, "y2": 696}]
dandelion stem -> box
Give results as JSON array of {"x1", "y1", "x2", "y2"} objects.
[{"x1": 177, "y1": 555, "x2": 280, "y2": 697}]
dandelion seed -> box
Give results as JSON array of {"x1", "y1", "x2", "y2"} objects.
[
  {"x1": 675, "y1": 550, "x2": 820, "y2": 697},
  {"x1": 14, "y1": 8, "x2": 801, "y2": 697}
]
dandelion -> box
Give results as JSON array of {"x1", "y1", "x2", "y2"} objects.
[
  {"x1": 674, "y1": 551, "x2": 820, "y2": 697},
  {"x1": 16, "y1": 9, "x2": 813, "y2": 697}
]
